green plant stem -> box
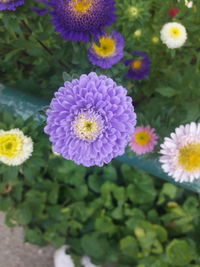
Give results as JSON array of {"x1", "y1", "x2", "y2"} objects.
[{"x1": 21, "y1": 20, "x2": 69, "y2": 70}]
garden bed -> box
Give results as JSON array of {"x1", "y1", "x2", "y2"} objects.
[{"x1": 1, "y1": 85, "x2": 200, "y2": 193}]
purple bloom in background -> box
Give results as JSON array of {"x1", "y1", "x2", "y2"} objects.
[
  {"x1": 40, "y1": 0, "x2": 116, "y2": 42},
  {"x1": 0, "y1": 0, "x2": 24, "y2": 11},
  {"x1": 124, "y1": 51, "x2": 151, "y2": 80},
  {"x1": 44, "y1": 72, "x2": 136, "y2": 167},
  {"x1": 88, "y1": 30, "x2": 124, "y2": 69}
]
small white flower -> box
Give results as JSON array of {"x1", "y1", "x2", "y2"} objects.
[
  {"x1": 160, "y1": 22, "x2": 187, "y2": 49},
  {"x1": 81, "y1": 256, "x2": 101, "y2": 267},
  {"x1": 185, "y1": 0, "x2": 193, "y2": 8},
  {"x1": 54, "y1": 245, "x2": 75, "y2": 267},
  {"x1": 0, "y1": 129, "x2": 33, "y2": 166},
  {"x1": 160, "y1": 122, "x2": 200, "y2": 183}
]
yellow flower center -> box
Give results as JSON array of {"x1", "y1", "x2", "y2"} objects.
[
  {"x1": 70, "y1": 0, "x2": 93, "y2": 15},
  {"x1": 178, "y1": 143, "x2": 200, "y2": 171},
  {"x1": 0, "y1": 134, "x2": 23, "y2": 158},
  {"x1": 131, "y1": 60, "x2": 142, "y2": 70},
  {"x1": 93, "y1": 37, "x2": 116, "y2": 58},
  {"x1": 134, "y1": 131, "x2": 150, "y2": 146},
  {"x1": 169, "y1": 26, "x2": 181, "y2": 38},
  {"x1": 73, "y1": 114, "x2": 101, "y2": 141}
]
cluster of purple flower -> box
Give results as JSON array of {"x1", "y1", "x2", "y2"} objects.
[
  {"x1": 1, "y1": 0, "x2": 150, "y2": 80},
  {"x1": 1, "y1": 0, "x2": 153, "y2": 167}
]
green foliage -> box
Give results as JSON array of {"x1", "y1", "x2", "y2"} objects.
[{"x1": 1, "y1": 110, "x2": 200, "y2": 266}]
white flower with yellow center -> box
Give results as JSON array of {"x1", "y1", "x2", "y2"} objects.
[
  {"x1": 0, "y1": 129, "x2": 33, "y2": 166},
  {"x1": 160, "y1": 22, "x2": 187, "y2": 49},
  {"x1": 160, "y1": 122, "x2": 200, "y2": 182}
]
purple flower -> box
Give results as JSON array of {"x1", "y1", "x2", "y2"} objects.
[
  {"x1": 88, "y1": 30, "x2": 124, "y2": 69},
  {"x1": 40, "y1": 0, "x2": 116, "y2": 42},
  {"x1": 124, "y1": 51, "x2": 151, "y2": 80},
  {"x1": 44, "y1": 72, "x2": 136, "y2": 167},
  {"x1": 0, "y1": 0, "x2": 25, "y2": 11}
]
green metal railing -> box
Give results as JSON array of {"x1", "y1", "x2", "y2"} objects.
[{"x1": 1, "y1": 85, "x2": 200, "y2": 193}]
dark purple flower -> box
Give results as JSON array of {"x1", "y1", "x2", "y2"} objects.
[
  {"x1": 88, "y1": 30, "x2": 124, "y2": 69},
  {"x1": 44, "y1": 72, "x2": 136, "y2": 167},
  {"x1": 39, "y1": 0, "x2": 116, "y2": 42},
  {"x1": 124, "y1": 51, "x2": 151, "y2": 80},
  {"x1": 0, "y1": 0, "x2": 24, "y2": 11}
]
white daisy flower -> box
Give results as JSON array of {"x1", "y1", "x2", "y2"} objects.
[
  {"x1": 185, "y1": 0, "x2": 193, "y2": 8},
  {"x1": 54, "y1": 245, "x2": 74, "y2": 267},
  {"x1": 160, "y1": 122, "x2": 200, "y2": 183},
  {"x1": 160, "y1": 22, "x2": 187, "y2": 49},
  {"x1": 81, "y1": 256, "x2": 101, "y2": 267},
  {"x1": 177, "y1": 0, "x2": 193, "y2": 8},
  {"x1": 0, "y1": 129, "x2": 33, "y2": 166}
]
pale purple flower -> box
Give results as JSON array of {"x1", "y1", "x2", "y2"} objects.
[{"x1": 44, "y1": 72, "x2": 136, "y2": 167}]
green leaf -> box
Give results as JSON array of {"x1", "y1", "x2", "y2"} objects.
[
  {"x1": 16, "y1": 205, "x2": 32, "y2": 225},
  {"x1": 166, "y1": 239, "x2": 194, "y2": 266},
  {"x1": 88, "y1": 174, "x2": 103, "y2": 193},
  {"x1": 120, "y1": 236, "x2": 139, "y2": 258},
  {"x1": 125, "y1": 170, "x2": 156, "y2": 205},
  {"x1": 95, "y1": 216, "x2": 117, "y2": 235},
  {"x1": 155, "y1": 87, "x2": 177, "y2": 97},
  {"x1": 81, "y1": 234, "x2": 110, "y2": 261},
  {"x1": 25, "y1": 228, "x2": 46, "y2": 246}
]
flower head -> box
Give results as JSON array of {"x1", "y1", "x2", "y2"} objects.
[
  {"x1": 151, "y1": 36, "x2": 159, "y2": 44},
  {"x1": 129, "y1": 125, "x2": 158, "y2": 155},
  {"x1": 160, "y1": 22, "x2": 187, "y2": 49},
  {"x1": 134, "y1": 29, "x2": 142, "y2": 38},
  {"x1": 45, "y1": 72, "x2": 136, "y2": 167},
  {"x1": 41, "y1": 0, "x2": 115, "y2": 42},
  {"x1": 168, "y1": 8, "x2": 179, "y2": 17},
  {"x1": 88, "y1": 31, "x2": 124, "y2": 69},
  {"x1": 0, "y1": 129, "x2": 33, "y2": 166},
  {"x1": 0, "y1": 0, "x2": 24, "y2": 11},
  {"x1": 185, "y1": 0, "x2": 193, "y2": 8},
  {"x1": 124, "y1": 51, "x2": 151, "y2": 80},
  {"x1": 160, "y1": 122, "x2": 200, "y2": 182},
  {"x1": 127, "y1": 6, "x2": 139, "y2": 18}
]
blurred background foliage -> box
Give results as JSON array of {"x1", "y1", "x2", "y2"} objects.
[
  {"x1": 1, "y1": 110, "x2": 200, "y2": 266},
  {"x1": 0, "y1": 0, "x2": 200, "y2": 141}
]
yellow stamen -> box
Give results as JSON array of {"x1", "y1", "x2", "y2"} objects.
[
  {"x1": 73, "y1": 115, "x2": 101, "y2": 141},
  {"x1": 178, "y1": 143, "x2": 200, "y2": 171},
  {"x1": 134, "y1": 131, "x2": 150, "y2": 146},
  {"x1": 131, "y1": 60, "x2": 142, "y2": 70},
  {"x1": 93, "y1": 37, "x2": 116, "y2": 58},
  {"x1": 70, "y1": 0, "x2": 93, "y2": 15},
  {"x1": 169, "y1": 26, "x2": 181, "y2": 38},
  {"x1": 0, "y1": 134, "x2": 23, "y2": 158}
]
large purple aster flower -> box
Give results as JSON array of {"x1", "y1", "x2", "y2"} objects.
[
  {"x1": 88, "y1": 30, "x2": 124, "y2": 69},
  {"x1": 40, "y1": 0, "x2": 116, "y2": 42},
  {"x1": 124, "y1": 51, "x2": 151, "y2": 80},
  {"x1": 44, "y1": 72, "x2": 136, "y2": 167},
  {"x1": 0, "y1": 0, "x2": 24, "y2": 11}
]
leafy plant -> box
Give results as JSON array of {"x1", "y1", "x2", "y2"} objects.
[{"x1": 1, "y1": 110, "x2": 200, "y2": 266}]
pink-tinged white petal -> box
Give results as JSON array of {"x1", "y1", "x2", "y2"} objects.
[{"x1": 159, "y1": 122, "x2": 200, "y2": 183}]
